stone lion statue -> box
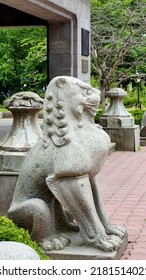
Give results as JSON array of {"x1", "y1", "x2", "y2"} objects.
[{"x1": 8, "y1": 76, "x2": 126, "y2": 252}]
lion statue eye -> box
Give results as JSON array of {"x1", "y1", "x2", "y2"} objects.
[{"x1": 86, "y1": 89, "x2": 92, "y2": 96}]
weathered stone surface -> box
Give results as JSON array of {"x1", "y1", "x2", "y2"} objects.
[
  {"x1": 100, "y1": 88, "x2": 134, "y2": 128},
  {"x1": 100, "y1": 88, "x2": 140, "y2": 151},
  {"x1": 0, "y1": 151, "x2": 26, "y2": 172},
  {"x1": 140, "y1": 112, "x2": 146, "y2": 146},
  {"x1": 8, "y1": 76, "x2": 127, "y2": 258},
  {"x1": 0, "y1": 172, "x2": 18, "y2": 215},
  {"x1": 140, "y1": 137, "x2": 146, "y2": 146},
  {"x1": 47, "y1": 231, "x2": 128, "y2": 260},
  {"x1": 0, "y1": 92, "x2": 43, "y2": 215},
  {"x1": 103, "y1": 126, "x2": 140, "y2": 151},
  {"x1": 0, "y1": 242, "x2": 40, "y2": 260},
  {"x1": 140, "y1": 112, "x2": 146, "y2": 138},
  {"x1": 0, "y1": 92, "x2": 43, "y2": 152}
]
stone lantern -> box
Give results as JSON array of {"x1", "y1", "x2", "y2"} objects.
[
  {"x1": 0, "y1": 91, "x2": 43, "y2": 151},
  {"x1": 99, "y1": 88, "x2": 140, "y2": 151},
  {"x1": 0, "y1": 91, "x2": 43, "y2": 215}
]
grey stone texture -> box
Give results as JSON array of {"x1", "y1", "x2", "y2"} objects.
[
  {"x1": 0, "y1": 152, "x2": 26, "y2": 172},
  {"x1": 0, "y1": 91, "x2": 43, "y2": 152},
  {"x1": 140, "y1": 111, "x2": 146, "y2": 137},
  {"x1": 0, "y1": 242, "x2": 40, "y2": 260},
  {"x1": 0, "y1": 173, "x2": 18, "y2": 216},
  {"x1": 47, "y1": 231, "x2": 128, "y2": 260},
  {"x1": 140, "y1": 111, "x2": 146, "y2": 146},
  {"x1": 100, "y1": 88, "x2": 140, "y2": 151},
  {"x1": 0, "y1": 92, "x2": 43, "y2": 216},
  {"x1": 103, "y1": 126, "x2": 140, "y2": 151},
  {"x1": 8, "y1": 76, "x2": 127, "y2": 259}
]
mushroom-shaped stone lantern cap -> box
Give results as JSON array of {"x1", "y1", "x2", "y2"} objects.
[
  {"x1": 103, "y1": 88, "x2": 131, "y2": 117},
  {"x1": 0, "y1": 92, "x2": 43, "y2": 151},
  {"x1": 106, "y1": 87, "x2": 127, "y2": 98},
  {"x1": 99, "y1": 87, "x2": 134, "y2": 128},
  {"x1": 4, "y1": 91, "x2": 43, "y2": 109}
]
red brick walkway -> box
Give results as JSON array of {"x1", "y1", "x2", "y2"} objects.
[{"x1": 98, "y1": 146, "x2": 146, "y2": 260}]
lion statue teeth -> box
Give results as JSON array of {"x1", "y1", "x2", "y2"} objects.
[{"x1": 8, "y1": 76, "x2": 126, "y2": 252}]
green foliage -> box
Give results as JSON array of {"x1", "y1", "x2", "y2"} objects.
[
  {"x1": 94, "y1": 108, "x2": 104, "y2": 123},
  {"x1": 91, "y1": 75, "x2": 100, "y2": 88},
  {"x1": 123, "y1": 80, "x2": 146, "y2": 108},
  {"x1": 127, "y1": 109, "x2": 145, "y2": 126},
  {"x1": 94, "y1": 107, "x2": 144, "y2": 125},
  {"x1": 0, "y1": 216, "x2": 49, "y2": 260},
  {"x1": 0, "y1": 27, "x2": 47, "y2": 104},
  {"x1": 91, "y1": 0, "x2": 146, "y2": 99},
  {"x1": 21, "y1": 30, "x2": 47, "y2": 92},
  {"x1": 123, "y1": 94, "x2": 137, "y2": 107}
]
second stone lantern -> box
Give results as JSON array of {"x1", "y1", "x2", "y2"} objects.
[{"x1": 99, "y1": 88, "x2": 140, "y2": 151}]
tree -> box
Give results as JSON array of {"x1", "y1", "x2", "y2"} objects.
[
  {"x1": 21, "y1": 28, "x2": 47, "y2": 94},
  {"x1": 0, "y1": 27, "x2": 47, "y2": 104},
  {"x1": 91, "y1": 0, "x2": 146, "y2": 109}
]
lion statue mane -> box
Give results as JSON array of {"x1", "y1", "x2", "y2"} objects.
[{"x1": 8, "y1": 76, "x2": 126, "y2": 252}]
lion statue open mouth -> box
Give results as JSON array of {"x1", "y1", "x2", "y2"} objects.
[{"x1": 8, "y1": 76, "x2": 126, "y2": 252}]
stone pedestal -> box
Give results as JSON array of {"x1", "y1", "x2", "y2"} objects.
[
  {"x1": 103, "y1": 126, "x2": 140, "y2": 151},
  {"x1": 0, "y1": 172, "x2": 18, "y2": 216},
  {"x1": 46, "y1": 231, "x2": 128, "y2": 260},
  {"x1": 140, "y1": 137, "x2": 146, "y2": 146},
  {"x1": 0, "y1": 92, "x2": 43, "y2": 151},
  {"x1": 0, "y1": 92, "x2": 43, "y2": 215},
  {"x1": 100, "y1": 88, "x2": 140, "y2": 151},
  {"x1": 140, "y1": 111, "x2": 146, "y2": 146}
]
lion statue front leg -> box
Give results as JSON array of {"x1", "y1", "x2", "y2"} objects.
[
  {"x1": 90, "y1": 176, "x2": 126, "y2": 239},
  {"x1": 46, "y1": 174, "x2": 124, "y2": 252}
]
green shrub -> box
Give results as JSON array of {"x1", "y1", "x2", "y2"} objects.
[
  {"x1": 127, "y1": 109, "x2": 145, "y2": 126},
  {"x1": 94, "y1": 107, "x2": 144, "y2": 126},
  {"x1": 94, "y1": 108, "x2": 104, "y2": 123},
  {"x1": 0, "y1": 216, "x2": 49, "y2": 260},
  {"x1": 123, "y1": 96, "x2": 137, "y2": 107}
]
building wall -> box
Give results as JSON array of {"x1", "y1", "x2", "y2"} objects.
[
  {"x1": 48, "y1": 0, "x2": 90, "y2": 82},
  {"x1": 0, "y1": 0, "x2": 90, "y2": 83},
  {"x1": 32, "y1": 0, "x2": 90, "y2": 82}
]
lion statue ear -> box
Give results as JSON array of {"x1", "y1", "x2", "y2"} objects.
[{"x1": 56, "y1": 77, "x2": 67, "y2": 88}]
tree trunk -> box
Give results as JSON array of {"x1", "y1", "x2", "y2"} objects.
[{"x1": 100, "y1": 79, "x2": 110, "y2": 111}]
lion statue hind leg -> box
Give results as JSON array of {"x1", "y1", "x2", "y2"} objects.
[
  {"x1": 8, "y1": 198, "x2": 51, "y2": 241},
  {"x1": 46, "y1": 174, "x2": 122, "y2": 252}
]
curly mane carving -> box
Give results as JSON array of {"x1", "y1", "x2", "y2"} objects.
[
  {"x1": 43, "y1": 77, "x2": 71, "y2": 147},
  {"x1": 43, "y1": 76, "x2": 101, "y2": 147}
]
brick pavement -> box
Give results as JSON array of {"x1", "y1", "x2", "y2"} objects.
[
  {"x1": 98, "y1": 146, "x2": 146, "y2": 260},
  {"x1": 1, "y1": 119, "x2": 146, "y2": 259}
]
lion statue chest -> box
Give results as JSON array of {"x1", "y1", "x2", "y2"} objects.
[{"x1": 50, "y1": 123, "x2": 110, "y2": 179}]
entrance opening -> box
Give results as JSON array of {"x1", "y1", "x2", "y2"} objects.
[
  {"x1": 0, "y1": 2, "x2": 75, "y2": 104},
  {"x1": 0, "y1": 3, "x2": 48, "y2": 104}
]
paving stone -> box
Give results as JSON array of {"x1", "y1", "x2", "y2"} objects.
[{"x1": 98, "y1": 147, "x2": 146, "y2": 259}]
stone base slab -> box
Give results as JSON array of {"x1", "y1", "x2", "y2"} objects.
[
  {"x1": 140, "y1": 137, "x2": 146, "y2": 146},
  {"x1": 0, "y1": 151, "x2": 26, "y2": 215},
  {"x1": 0, "y1": 172, "x2": 19, "y2": 215},
  {"x1": 46, "y1": 231, "x2": 128, "y2": 260},
  {"x1": 0, "y1": 151, "x2": 26, "y2": 172},
  {"x1": 100, "y1": 116, "x2": 134, "y2": 128},
  {"x1": 102, "y1": 125, "x2": 140, "y2": 151}
]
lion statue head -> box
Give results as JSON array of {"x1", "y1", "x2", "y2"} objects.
[{"x1": 43, "y1": 76, "x2": 100, "y2": 147}]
